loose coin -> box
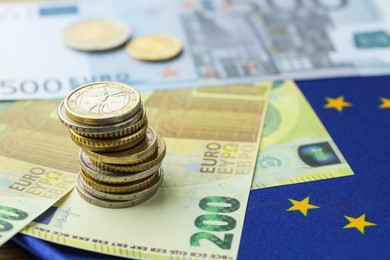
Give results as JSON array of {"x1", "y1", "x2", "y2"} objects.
[
  {"x1": 64, "y1": 82, "x2": 141, "y2": 125},
  {"x1": 126, "y1": 34, "x2": 182, "y2": 61},
  {"x1": 84, "y1": 126, "x2": 158, "y2": 165},
  {"x1": 63, "y1": 19, "x2": 131, "y2": 51},
  {"x1": 77, "y1": 168, "x2": 163, "y2": 201},
  {"x1": 92, "y1": 135, "x2": 166, "y2": 173},
  {"x1": 80, "y1": 169, "x2": 159, "y2": 193},
  {"x1": 58, "y1": 101, "x2": 147, "y2": 138},
  {"x1": 69, "y1": 122, "x2": 147, "y2": 152},
  {"x1": 79, "y1": 151, "x2": 162, "y2": 183}
]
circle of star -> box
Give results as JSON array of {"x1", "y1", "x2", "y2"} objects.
[
  {"x1": 343, "y1": 214, "x2": 377, "y2": 234},
  {"x1": 286, "y1": 196, "x2": 319, "y2": 216},
  {"x1": 324, "y1": 96, "x2": 352, "y2": 112}
]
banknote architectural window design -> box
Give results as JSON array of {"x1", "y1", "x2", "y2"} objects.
[{"x1": 1, "y1": 0, "x2": 390, "y2": 100}]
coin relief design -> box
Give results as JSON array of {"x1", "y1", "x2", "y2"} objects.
[
  {"x1": 75, "y1": 86, "x2": 130, "y2": 114},
  {"x1": 64, "y1": 82, "x2": 141, "y2": 125}
]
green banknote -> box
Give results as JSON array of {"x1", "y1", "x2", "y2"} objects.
[
  {"x1": 0, "y1": 101, "x2": 78, "y2": 246},
  {"x1": 20, "y1": 83, "x2": 270, "y2": 259},
  {"x1": 251, "y1": 81, "x2": 353, "y2": 189}
]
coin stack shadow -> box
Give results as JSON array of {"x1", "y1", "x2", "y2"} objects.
[{"x1": 58, "y1": 83, "x2": 166, "y2": 208}]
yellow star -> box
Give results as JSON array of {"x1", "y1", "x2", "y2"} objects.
[
  {"x1": 324, "y1": 96, "x2": 353, "y2": 112},
  {"x1": 286, "y1": 196, "x2": 319, "y2": 216},
  {"x1": 343, "y1": 214, "x2": 377, "y2": 234},
  {"x1": 379, "y1": 97, "x2": 390, "y2": 108}
]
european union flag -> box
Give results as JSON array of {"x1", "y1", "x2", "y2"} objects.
[{"x1": 240, "y1": 76, "x2": 390, "y2": 258}]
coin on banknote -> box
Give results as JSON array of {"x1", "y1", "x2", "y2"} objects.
[
  {"x1": 59, "y1": 101, "x2": 147, "y2": 138},
  {"x1": 69, "y1": 121, "x2": 147, "y2": 152},
  {"x1": 126, "y1": 34, "x2": 182, "y2": 61},
  {"x1": 77, "y1": 168, "x2": 163, "y2": 201},
  {"x1": 91, "y1": 135, "x2": 166, "y2": 173},
  {"x1": 64, "y1": 82, "x2": 141, "y2": 125},
  {"x1": 84, "y1": 126, "x2": 158, "y2": 165},
  {"x1": 76, "y1": 169, "x2": 163, "y2": 208},
  {"x1": 80, "y1": 169, "x2": 159, "y2": 193},
  {"x1": 63, "y1": 19, "x2": 131, "y2": 51},
  {"x1": 79, "y1": 151, "x2": 162, "y2": 183}
]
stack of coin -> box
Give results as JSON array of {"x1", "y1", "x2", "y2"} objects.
[{"x1": 58, "y1": 81, "x2": 166, "y2": 208}]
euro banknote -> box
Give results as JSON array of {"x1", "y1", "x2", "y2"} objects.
[
  {"x1": 0, "y1": 101, "x2": 78, "y2": 246},
  {"x1": 2, "y1": 0, "x2": 390, "y2": 100},
  {"x1": 251, "y1": 81, "x2": 354, "y2": 189},
  {"x1": 19, "y1": 83, "x2": 270, "y2": 259}
]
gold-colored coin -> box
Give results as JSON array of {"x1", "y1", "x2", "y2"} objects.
[
  {"x1": 91, "y1": 135, "x2": 166, "y2": 173},
  {"x1": 63, "y1": 19, "x2": 131, "y2": 51},
  {"x1": 64, "y1": 82, "x2": 141, "y2": 125},
  {"x1": 58, "y1": 101, "x2": 147, "y2": 138},
  {"x1": 126, "y1": 34, "x2": 182, "y2": 61},
  {"x1": 76, "y1": 171, "x2": 162, "y2": 208},
  {"x1": 84, "y1": 126, "x2": 158, "y2": 165},
  {"x1": 69, "y1": 122, "x2": 147, "y2": 152},
  {"x1": 79, "y1": 151, "x2": 162, "y2": 183},
  {"x1": 80, "y1": 169, "x2": 159, "y2": 193},
  {"x1": 77, "y1": 168, "x2": 163, "y2": 201}
]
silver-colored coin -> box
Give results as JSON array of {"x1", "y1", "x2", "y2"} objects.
[
  {"x1": 77, "y1": 168, "x2": 163, "y2": 201},
  {"x1": 75, "y1": 172, "x2": 161, "y2": 208},
  {"x1": 79, "y1": 151, "x2": 162, "y2": 183},
  {"x1": 64, "y1": 82, "x2": 141, "y2": 125},
  {"x1": 58, "y1": 101, "x2": 146, "y2": 138}
]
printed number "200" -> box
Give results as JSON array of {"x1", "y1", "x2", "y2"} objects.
[
  {"x1": 0, "y1": 205, "x2": 28, "y2": 238},
  {"x1": 190, "y1": 196, "x2": 240, "y2": 249}
]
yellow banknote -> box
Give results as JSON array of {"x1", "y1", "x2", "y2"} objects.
[
  {"x1": 0, "y1": 101, "x2": 78, "y2": 246},
  {"x1": 21, "y1": 83, "x2": 270, "y2": 260},
  {"x1": 251, "y1": 80, "x2": 353, "y2": 189}
]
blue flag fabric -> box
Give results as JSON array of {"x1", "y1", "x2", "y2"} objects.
[{"x1": 12, "y1": 76, "x2": 390, "y2": 259}]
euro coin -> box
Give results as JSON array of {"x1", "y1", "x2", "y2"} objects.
[
  {"x1": 84, "y1": 126, "x2": 158, "y2": 165},
  {"x1": 77, "y1": 168, "x2": 163, "y2": 201},
  {"x1": 91, "y1": 135, "x2": 166, "y2": 173},
  {"x1": 76, "y1": 173, "x2": 161, "y2": 208},
  {"x1": 63, "y1": 19, "x2": 131, "y2": 51},
  {"x1": 64, "y1": 82, "x2": 141, "y2": 125},
  {"x1": 80, "y1": 169, "x2": 159, "y2": 193},
  {"x1": 58, "y1": 102, "x2": 147, "y2": 138},
  {"x1": 126, "y1": 34, "x2": 182, "y2": 61},
  {"x1": 79, "y1": 151, "x2": 162, "y2": 183},
  {"x1": 69, "y1": 122, "x2": 147, "y2": 152}
]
